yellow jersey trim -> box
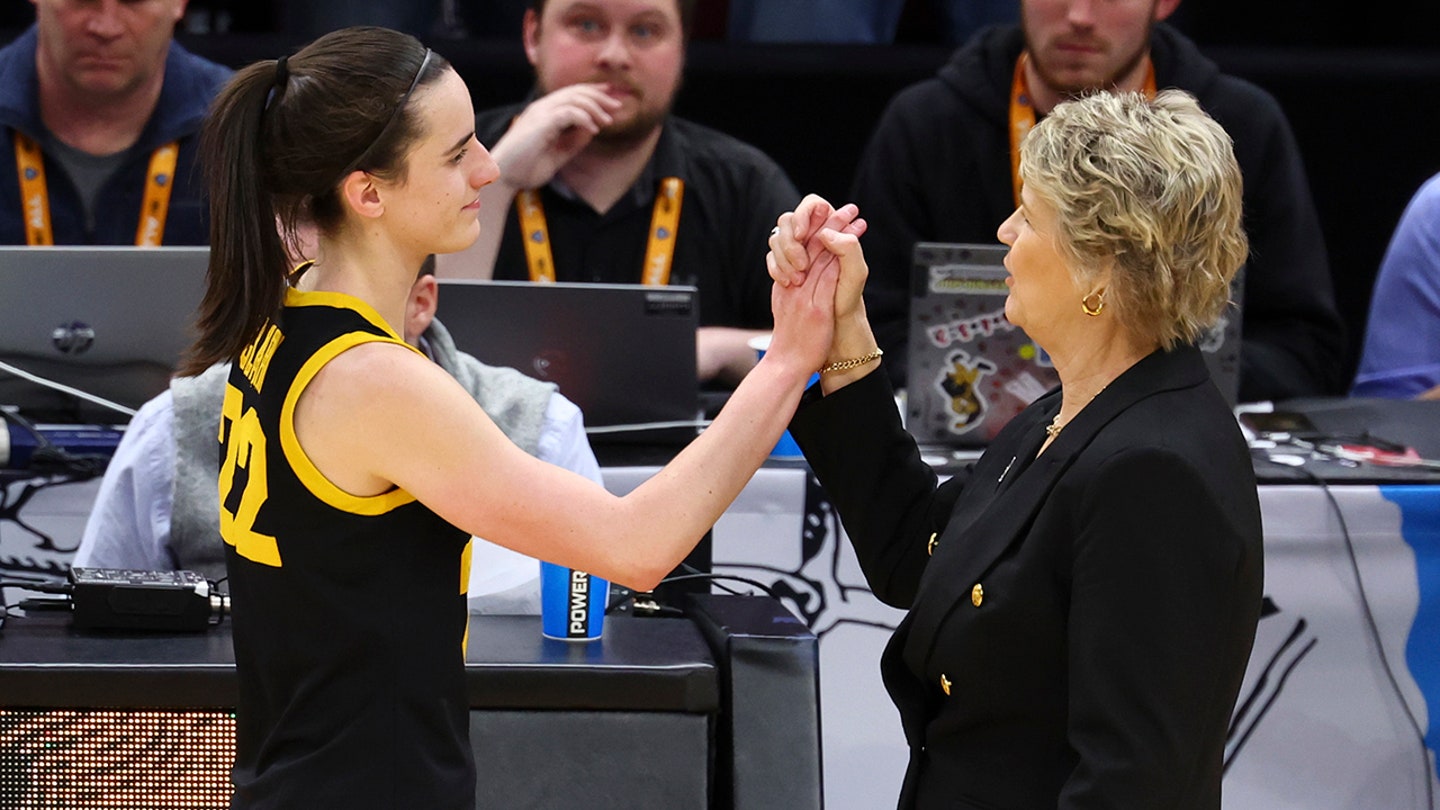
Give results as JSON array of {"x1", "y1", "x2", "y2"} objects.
[
  {"x1": 277, "y1": 289, "x2": 425, "y2": 515},
  {"x1": 283, "y1": 287, "x2": 406, "y2": 342},
  {"x1": 460, "y1": 538, "x2": 473, "y2": 657}
]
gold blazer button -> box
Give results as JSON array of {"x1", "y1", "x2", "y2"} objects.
[
  {"x1": 939, "y1": 674, "x2": 951, "y2": 695},
  {"x1": 927, "y1": 533, "x2": 938, "y2": 556},
  {"x1": 971, "y1": 583, "x2": 984, "y2": 607}
]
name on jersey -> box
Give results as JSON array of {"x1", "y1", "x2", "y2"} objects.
[{"x1": 239, "y1": 323, "x2": 284, "y2": 393}]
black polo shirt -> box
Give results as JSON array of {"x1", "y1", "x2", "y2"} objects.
[{"x1": 475, "y1": 107, "x2": 800, "y2": 328}]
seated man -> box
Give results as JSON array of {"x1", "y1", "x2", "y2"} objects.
[
  {"x1": 0, "y1": 0, "x2": 231, "y2": 245},
  {"x1": 1351, "y1": 172, "x2": 1440, "y2": 400},
  {"x1": 437, "y1": 0, "x2": 800, "y2": 388},
  {"x1": 75, "y1": 260, "x2": 602, "y2": 613}
]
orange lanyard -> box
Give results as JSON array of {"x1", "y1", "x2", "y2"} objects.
[
  {"x1": 515, "y1": 177, "x2": 685, "y2": 285},
  {"x1": 1008, "y1": 53, "x2": 1156, "y2": 206},
  {"x1": 12, "y1": 131, "x2": 178, "y2": 246}
]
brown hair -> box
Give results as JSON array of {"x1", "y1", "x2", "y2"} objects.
[{"x1": 181, "y1": 26, "x2": 449, "y2": 375}]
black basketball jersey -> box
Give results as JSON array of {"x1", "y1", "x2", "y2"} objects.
[{"x1": 220, "y1": 288, "x2": 474, "y2": 809}]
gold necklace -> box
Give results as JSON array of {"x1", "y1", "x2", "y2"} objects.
[
  {"x1": 1045, "y1": 413, "x2": 1065, "y2": 439},
  {"x1": 1046, "y1": 384, "x2": 1110, "y2": 439}
]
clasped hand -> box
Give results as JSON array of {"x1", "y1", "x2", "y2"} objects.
[
  {"x1": 765, "y1": 194, "x2": 866, "y2": 378},
  {"x1": 768, "y1": 194, "x2": 869, "y2": 323},
  {"x1": 766, "y1": 196, "x2": 874, "y2": 382}
]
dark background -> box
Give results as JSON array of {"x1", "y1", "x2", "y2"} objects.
[{"x1": 4, "y1": 0, "x2": 1438, "y2": 390}]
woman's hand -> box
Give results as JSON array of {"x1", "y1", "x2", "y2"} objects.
[
  {"x1": 811, "y1": 226, "x2": 870, "y2": 324},
  {"x1": 768, "y1": 194, "x2": 868, "y2": 318},
  {"x1": 767, "y1": 242, "x2": 841, "y2": 381},
  {"x1": 768, "y1": 195, "x2": 865, "y2": 282},
  {"x1": 768, "y1": 195, "x2": 881, "y2": 392}
]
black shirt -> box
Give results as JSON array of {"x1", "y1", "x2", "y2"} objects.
[{"x1": 475, "y1": 108, "x2": 800, "y2": 328}]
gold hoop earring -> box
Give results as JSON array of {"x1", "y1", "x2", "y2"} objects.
[{"x1": 1081, "y1": 292, "x2": 1105, "y2": 317}]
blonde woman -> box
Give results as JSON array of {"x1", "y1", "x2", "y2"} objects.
[{"x1": 770, "y1": 90, "x2": 1263, "y2": 809}]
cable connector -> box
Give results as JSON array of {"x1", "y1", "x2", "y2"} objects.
[{"x1": 630, "y1": 594, "x2": 663, "y2": 615}]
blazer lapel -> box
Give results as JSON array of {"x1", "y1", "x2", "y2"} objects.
[{"x1": 900, "y1": 346, "x2": 1211, "y2": 670}]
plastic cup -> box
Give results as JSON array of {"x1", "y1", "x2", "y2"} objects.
[
  {"x1": 748, "y1": 334, "x2": 817, "y2": 459},
  {"x1": 540, "y1": 561, "x2": 609, "y2": 641}
]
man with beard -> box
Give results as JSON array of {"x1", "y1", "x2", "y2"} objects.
[
  {"x1": 436, "y1": 0, "x2": 801, "y2": 387},
  {"x1": 849, "y1": 0, "x2": 1346, "y2": 403},
  {"x1": 0, "y1": 0, "x2": 230, "y2": 245}
]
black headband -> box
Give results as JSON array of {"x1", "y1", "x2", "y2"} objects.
[{"x1": 337, "y1": 48, "x2": 434, "y2": 180}]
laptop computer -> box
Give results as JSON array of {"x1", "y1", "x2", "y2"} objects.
[
  {"x1": 904, "y1": 242, "x2": 1245, "y2": 450},
  {"x1": 0, "y1": 246, "x2": 210, "y2": 422},
  {"x1": 905, "y1": 243, "x2": 1059, "y2": 449},
  {"x1": 434, "y1": 280, "x2": 701, "y2": 443}
]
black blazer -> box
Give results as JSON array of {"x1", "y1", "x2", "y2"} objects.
[{"x1": 790, "y1": 346, "x2": 1263, "y2": 810}]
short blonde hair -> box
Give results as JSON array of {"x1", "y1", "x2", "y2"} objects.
[{"x1": 1019, "y1": 89, "x2": 1249, "y2": 349}]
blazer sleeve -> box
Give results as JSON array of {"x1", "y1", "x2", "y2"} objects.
[
  {"x1": 789, "y1": 370, "x2": 968, "y2": 607},
  {"x1": 1059, "y1": 445, "x2": 1262, "y2": 808}
]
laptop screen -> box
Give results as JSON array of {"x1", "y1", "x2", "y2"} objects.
[
  {"x1": 0, "y1": 246, "x2": 209, "y2": 422},
  {"x1": 904, "y1": 242, "x2": 1245, "y2": 449},
  {"x1": 433, "y1": 279, "x2": 701, "y2": 443},
  {"x1": 904, "y1": 242, "x2": 1059, "y2": 448}
]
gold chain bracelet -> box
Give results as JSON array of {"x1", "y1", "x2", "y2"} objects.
[{"x1": 820, "y1": 347, "x2": 884, "y2": 374}]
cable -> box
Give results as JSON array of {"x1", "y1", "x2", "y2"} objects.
[
  {"x1": 584, "y1": 418, "x2": 711, "y2": 436},
  {"x1": 207, "y1": 579, "x2": 230, "y2": 627},
  {"x1": 0, "y1": 570, "x2": 59, "y2": 583},
  {"x1": 656, "y1": 572, "x2": 786, "y2": 603},
  {"x1": 0, "y1": 358, "x2": 137, "y2": 418},
  {"x1": 16, "y1": 597, "x2": 71, "y2": 612},
  {"x1": 678, "y1": 561, "x2": 747, "y2": 597},
  {"x1": 0, "y1": 579, "x2": 71, "y2": 595},
  {"x1": 1297, "y1": 466, "x2": 1437, "y2": 809},
  {"x1": 0, "y1": 408, "x2": 112, "y2": 479},
  {"x1": 0, "y1": 582, "x2": 74, "y2": 623},
  {"x1": 610, "y1": 570, "x2": 787, "y2": 616}
]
